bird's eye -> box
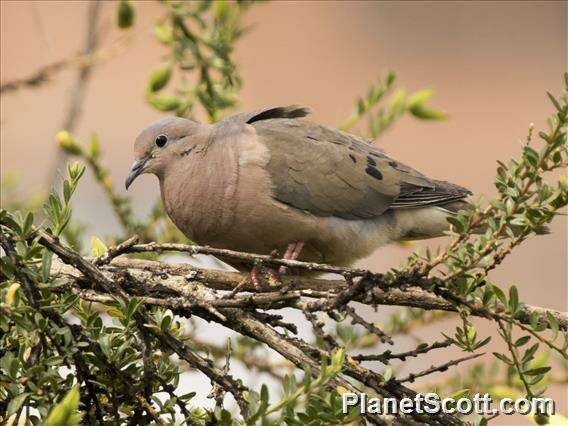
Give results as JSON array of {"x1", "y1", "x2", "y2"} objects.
[{"x1": 155, "y1": 134, "x2": 168, "y2": 148}]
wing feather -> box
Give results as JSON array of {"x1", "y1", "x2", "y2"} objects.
[{"x1": 250, "y1": 111, "x2": 471, "y2": 219}]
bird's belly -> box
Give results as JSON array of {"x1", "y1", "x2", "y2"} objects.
[{"x1": 200, "y1": 200, "x2": 399, "y2": 267}]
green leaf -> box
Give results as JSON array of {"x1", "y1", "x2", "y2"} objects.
[
  {"x1": 146, "y1": 93, "x2": 182, "y2": 111},
  {"x1": 524, "y1": 366, "x2": 551, "y2": 376},
  {"x1": 46, "y1": 386, "x2": 82, "y2": 426},
  {"x1": 493, "y1": 352, "x2": 512, "y2": 365},
  {"x1": 117, "y1": 0, "x2": 135, "y2": 29},
  {"x1": 482, "y1": 285, "x2": 495, "y2": 306},
  {"x1": 147, "y1": 66, "x2": 172, "y2": 93},
  {"x1": 546, "y1": 312, "x2": 559, "y2": 340},
  {"x1": 154, "y1": 22, "x2": 173, "y2": 44},
  {"x1": 450, "y1": 388, "x2": 470, "y2": 400},
  {"x1": 382, "y1": 366, "x2": 392, "y2": 382},
  {"x1": 493, "y1": 285, "x2": 507, "y2": 307},
  {"x1": 547, "y1": 92, "x2": 561, "y2": 112},
  {"x1": 5, "y1": 282, "x2": 20, "y2": 305},
  {"x1": 90, "y1": 237, "x2": 108, "y2": 257},
  {"x1": 63, "y1": 180, "x2": 72, "y2": 203},
  {"x1": 407, "y1": 88, "x2": 433, "y2": 107},
  {"x1": 474, "y1": 336, "x2": 492, "y2": 350},
  {"x1": 508, "y1": 285, "x2": 519, "y2": 314},
  {"x1": 7, "y1": 392, "x2": 29, "y2": 416},
  {"x1": 409, "y1": 103, "x2": 447, "y2": 120},
  {"x1": 23, "y1": 212, "x2": 34, "y2": 237},
  {"x1": 521, "y1": 343, "x2": 539, "y2": 363},
  {"x1": 514, "y1": 336, "x2": 530, "y2": 347},
  {"x1": 42, "y1": 251, "x2": 53, "y2": 282}
]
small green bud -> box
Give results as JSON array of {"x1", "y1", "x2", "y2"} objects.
[
  {"x1": 215, "y1": 0, "x2": 230, "y2": 21},
  {"x1": 389, "y1": 88, "x2": 406, "y2": 110},
  {"x1": 409, "y1": 104, "x2": 448, "y2": 120},
  {"x1": 57, "y1": 131, "x2": 83, "y2": 156},
  {"x1": 407, "y1": 88, "x2": 433, "y2": 108},
  {"x1": 67, "y1": 162, "x2": 85, "y2": 181},
  {"x1": 147, "y1": 66, "x2": 172, "y2": 93},
  {"x1": 91, "y1": 237, "x2": 108, "y2": 257},
  {"x1": 117, "y1": 0, "x2": 135, "y2": 29},
  {"x1": 147, "y1": 93, "x2": 181, "y2": 111},
  {"x1": 408, "y1": 89, "x2": 447, "y2": 120},
  {"x1": 154, "y1": 22, "x2": 173, "y2": 44},
  {"x1": 88, "y1": 134, "x2": 100, "y2": 159}
]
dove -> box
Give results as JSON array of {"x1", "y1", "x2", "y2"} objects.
[{"x1": 126, "y1": 106, "x2": 473, "y2": 271}]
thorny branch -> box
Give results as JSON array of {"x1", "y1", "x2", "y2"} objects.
[
  {"x1": 28, "y1": 228, "x2": 472, "y2": 425},
  {"x1": 74, "y1": 243, "x2": 568, "y2": 332},
  {"x1": 24, "y1": 230, "x2": 563, "y2": 424},
  {"x1": 37, "y1": 229, "x2": 251, "y2": 418}
]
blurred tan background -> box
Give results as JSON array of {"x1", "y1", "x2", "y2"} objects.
[{"x1": 1, "y1": 1, "x2": 567, "y2": 422}]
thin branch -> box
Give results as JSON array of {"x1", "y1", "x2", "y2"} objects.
[
  {"x1": 343, "y1": 305, "x2": 393, "y2": 345},
  {"x1": 353, "y1": 339, "x2": 453, "y2": 363},
  {"x1": 397, "y1": 352, "x2": 484, "y2": 384},
  {"x1": 0, "y1": 33, "x2": 128, "y2": 95},
  {"x1": 69, "y1": 255, "x2": 568, "y2": 332},
  {"x1": 48, "y1": 0, "x2": 102, "y2": 187},
  {"x1": 38, "y1": 233, "x2": 466, "y2": 425},
  {"x1": 94, "y1": 234, "x2": 140, "y2": 265},
  {"x1": 37, "y1": 230, "x2": 251, "y2": 418}
]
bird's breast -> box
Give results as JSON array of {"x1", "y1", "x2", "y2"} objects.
[{"x1": 160, "y1": 145, "x2": 240, "y2": 244}]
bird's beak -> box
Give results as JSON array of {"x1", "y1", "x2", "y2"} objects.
[{"x1": 125, "y1": 158, "x2": 148, "y2": 190}]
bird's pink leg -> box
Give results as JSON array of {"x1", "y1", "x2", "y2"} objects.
[
  {"x1": 251, "y1": 242, "x2": 305, "y2": 289},
  {"x1": 290, "y1": 241, "x2": 304, "y2": 260},
  {"x1": 250, "y1": 265, "x2": 264, "y2": 289},
  {"x1": 282, "y1": 243, "x2": 296, "y2": 261},
  {"x1": 279, "y1": 241, "x2": 304, "y2": 274}
]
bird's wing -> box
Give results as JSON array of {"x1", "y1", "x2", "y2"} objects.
[{"x1": 249, "y1": 111, "x2": 471, "y2": 220}]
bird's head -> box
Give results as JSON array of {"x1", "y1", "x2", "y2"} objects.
[{"x1": 125, "y1": 117, "x2": 204, "y2": 190}]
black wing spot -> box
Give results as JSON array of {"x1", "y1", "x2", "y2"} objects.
[
  {"x1": 180, "y1": 146, "x2": 195, "y2": 157},
  {"x1": 366, "y1": 156, "x2": 377, "y2": 166},
  {"x1": 349, "y1": 154, "x2": 357, "y2": 163},
  {"x1": 389, "y1": 160, "x2": 397, "y2": 167},
  {"x1": 369, "y1": 152, "x2": 382, "y2": 158},
  {"x1": 365, "y1": 166, "x2": 383, "y2": 180},
  {"x1": 306, "y1": 135, "x2": 318, "y2": 141}
]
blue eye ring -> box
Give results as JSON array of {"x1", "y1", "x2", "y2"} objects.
[{"x1": 155, "y1": 134, "x2": 168, "y2": 148}]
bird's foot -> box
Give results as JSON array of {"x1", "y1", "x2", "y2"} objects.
[
  {"x1": 250, "y1": 242, "x2": 304, "y2": 290},
  {"x1": 250, "y1": 264, "x2": 281, "y2": 290},
  {"x1": 250, "y1": 265, "x2": 265, "y2": 290}
]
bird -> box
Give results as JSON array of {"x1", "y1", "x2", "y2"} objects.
[{"x1": 125, "y1": 105, "x2": 473, "y2": 273}]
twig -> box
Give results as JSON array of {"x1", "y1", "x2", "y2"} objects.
[
  {"x1": 0, "y1": 33, "x2": 129, "y2": 95},
  {"x1": 37, "y1": 229, "x2": 251, "y2": 419},
  {"x1": 343, "y1": 305, "x2": 394, "y2": 345},
  {"x1": 94, "y1": 235, "x2": 139, "y2": 265},
  {"x1": 48, "y1": 0, "x2": 102, "y2": 187},
  {"x1": 126, "y1": 242, "x2": 370, "y2": 276},
  {"x1": 38, "y1": 232, "x2": 465, "y2": 425},
  {"x1": 0, "y1": 232, "x2": 160, "y2": 422},
  {"x1": 50, "y1": 256, "x2": 568, "y2": 332},
  {"x1": 353, "y1": 339, "x2": 453, "y2": 363},
  {"x1": 397, "y1": 352, "x2": 484, "y2": 383}
]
